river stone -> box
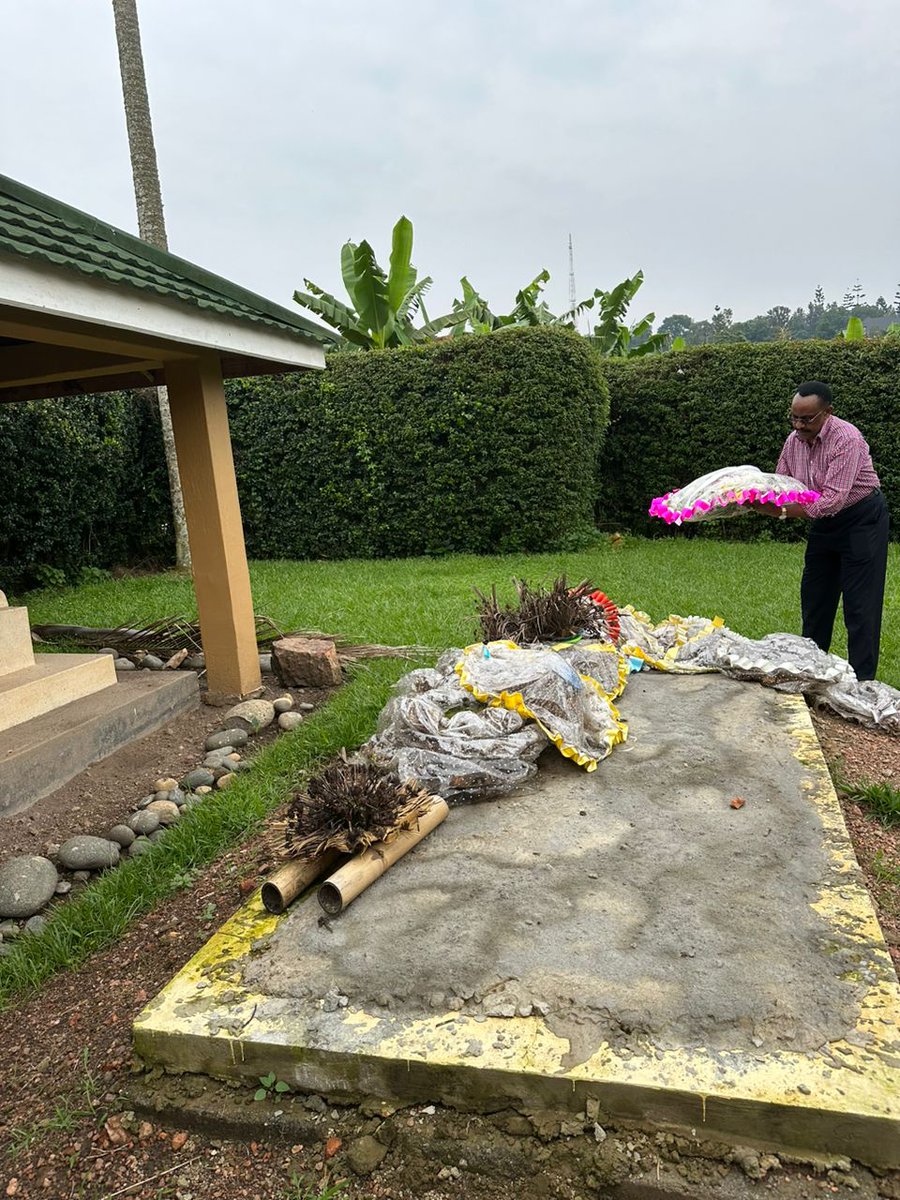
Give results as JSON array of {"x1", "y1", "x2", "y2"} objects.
[
  {"x1": 154, "y1": 777, "x2": 179, "y2": 793},
  {"x1": 115, "y1": 658, "x2": 136, "y2": 671},
  {"x1": 24, "y1": 914, "x2": 47, "y2": 936},
  {"x1": 206, "y1": 728, "x2": 249, "y2": 751},
  {"x1": 58, "y1": 837, "x2": 120, "y2": 871},
  {"x1": 216, "y1": 772, "x2": 235, "y2": 790},
  {"x1": 137, "y1": 794, "x2": 156, "y2": 809},
  {"x1": 0, "y1": 856, "x2": 58, "y2": 918},
  {"x1": 259, "y1": 653, "x2": 273, "y2": 673},
  {"x1": 146, "y1": 800, "x2": 180, "y2": 826},
  {"x1": 195, "y1": 785, "x2": 213, "y2": 795},
  {"x1": 204, "y1": 748, "x2": 236, "y2": 768},
  {"x1": 148, "y1": 830, "x2": 166, "y2": 843},
  {"x1": 273, "y1": 695, "x2": 294, "y2": 714},
  {"x1": 278, "y1": 711, "x2": 304, "y2": 732},
  {"x1": 222, "y1": 699, "x2": 275, "y2": 734},
  {"x1": 346, "y1": 1135, "x2": 389, "y2": 1175},
  {"x1": 108, "y1": 825, "x2": 136, "y2": 848},
  {"x1": 97, "y1": 647, "x2": 117, "y2": 658},
  {"x1": 182, "y1": 767, "x2": 216, "y2": 791},
  {"x1": 184, "y1": 653, "x2": 205, "y2": 670},
  {"x1": 297, "y1": 702, "x2": 315, "y2": 712},
  {"x1": 128, "y1": 837, "x2": 153, "y2": 857},
  {"x1": 128, "y1": 810, "x2": 160, "y2": 836},
  {"x1": 169, "y1": 787, "x2": 186, "y2": 807},
  {"x1": 142, "y1": 654, "x2": 164, "y2": 670}
]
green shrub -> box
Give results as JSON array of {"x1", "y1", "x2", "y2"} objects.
[
  {"x1": 0, "y1": 391, "x2": 173, "y2": 593},
  {"x1": 228, "y1": 326, "x2": 609, "y2": 559},
  {"x1": 600, "y1": 340, "x2": 900, "y2": 537}
]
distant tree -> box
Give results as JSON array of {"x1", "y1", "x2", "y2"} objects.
[
  {"x1": 875, "y1": 295, "x2": 889, "y2": 313},
  {"x1": 732, "y1": 314, "x2": 777, "y2": 343},
  {"x1": 709, "y1": 305, "x2": 745, "y2": 344},
  {"x1": 812, "y1": 285, "x2": 826, "y2": 311},
  {"x1": 657, "y1": 314, "x2": 695, "y2": 344},
  {"x1": 894, "y1": 285, "x2": 900, "y2": 317},
  {"x1": 814, "y1": 304, "x2": 852, "y2": 339},
  {"x1": 849, "y1": 280, "x2": 867, "y2": 311}
]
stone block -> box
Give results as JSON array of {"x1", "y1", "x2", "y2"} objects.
[
  {"x1": 272, "y1": 637, "x2": 342, "y2": 688},
  {"x1": 0, "y1": 607, "x2": 35, "y2": 677}
]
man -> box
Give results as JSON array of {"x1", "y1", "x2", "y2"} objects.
[{"x1": 775, "y1": 381, "x2": 888, "y2": 680}]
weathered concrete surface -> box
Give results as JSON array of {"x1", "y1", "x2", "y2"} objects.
[
  {"x1": 245, "y1": 674, "x2": 866, "y2": 1055},
  {"x1": 0, "y1": 670, "x2": 199, "y2": 816},
  {"x1": 135, "y1": 674, "x2": 900, "y2": 1168}
]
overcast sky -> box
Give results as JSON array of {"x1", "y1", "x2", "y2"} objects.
[{"x1": 3, "y1": 1, "x2": 899, "y2": 325}]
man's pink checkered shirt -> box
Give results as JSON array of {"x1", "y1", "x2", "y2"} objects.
[{"x1": 776, "y1": 415, "x2": 879, "y2": 519}]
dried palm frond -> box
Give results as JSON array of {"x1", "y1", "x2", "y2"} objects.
[
  {"x1": 271, "y1": 753, "x2": 435, "y2": 862},
  {"x1": 32, "y1": 616, "x2": 433, "y2": 664},
  {"x1": 474, "y1": 575, "x2": 618, "y2": 644}
]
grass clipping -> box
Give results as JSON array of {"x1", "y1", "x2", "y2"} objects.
[{"x1": 273, "y1": 755, "x2": 436, "y2": 862}]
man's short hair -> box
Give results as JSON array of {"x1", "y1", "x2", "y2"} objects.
[{"x1": 795, "y1": 380, "x2": 833, "y2": 406}]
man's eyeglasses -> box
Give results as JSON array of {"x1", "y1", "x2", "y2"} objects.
[{"x1": 788, "y1": 410, "x2": 826, "y2": 426}]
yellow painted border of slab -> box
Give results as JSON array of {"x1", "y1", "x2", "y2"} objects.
[{"x1": 134, "y1": 694, "x2": 900, "y2": 1168}]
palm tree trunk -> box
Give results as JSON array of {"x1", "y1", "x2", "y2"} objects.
[{"x1": 111, "y1": 0, "x2": 191, "y2": 572}]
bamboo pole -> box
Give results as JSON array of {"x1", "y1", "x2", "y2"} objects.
[
  {"x1": 261, "y1": 850, "x2": 340, "y2": 914},
  {"x1": 317, "y1": 798, "x2": 450, "y2": 916}
]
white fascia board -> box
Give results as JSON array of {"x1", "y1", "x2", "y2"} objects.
[{"x1": 0, "y1": 253, "x2": 325, "y2": 370}]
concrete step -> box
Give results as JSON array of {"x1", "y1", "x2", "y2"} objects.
[
  {"x1": 0, "y1": 670, "x2": 199, "y2": 817},
  {"x1": 0, "y1": 607, "x2": 35, "y2": 677},
  {"x1": 0, "y1": 652, "x2": 116, "y2": 734}
]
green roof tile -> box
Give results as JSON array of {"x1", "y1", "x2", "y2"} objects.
[{"x1": 0, "y1": 175, "x2": 337, "y2": 345}]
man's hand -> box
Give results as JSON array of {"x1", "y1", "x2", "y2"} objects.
[{"x1": 780, "y1": 502, "x2": 809, "y2": 519}]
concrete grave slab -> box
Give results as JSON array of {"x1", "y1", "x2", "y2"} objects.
[{"x1": 134, "y1": 674, "x2": 900, "y2": 1168}]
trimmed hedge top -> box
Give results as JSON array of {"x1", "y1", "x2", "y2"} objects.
[{"x1": 228, "y1": 326, "x2": 610, "y2": 559}]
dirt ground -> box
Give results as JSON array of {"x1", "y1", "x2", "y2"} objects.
[
  {"x1": 0, "y1": 679, "x2": 330, "y2": 862},
  {"x1": 0, "y1": 698, "x2": 897, "y2": 1199}
]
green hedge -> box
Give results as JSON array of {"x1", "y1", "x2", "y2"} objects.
[
  {"x1": 600, "y1": 340, "x2": 900, "y2": 536},
  {"x1": 228, "y1": 326, "x2": 609, "y2": 559},
  {"x1": 0, "y1": 391, "x2": 173, "y2": 593}
]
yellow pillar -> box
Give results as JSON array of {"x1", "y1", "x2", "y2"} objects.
[{"x1": 164, "y1": 355, "x2": 261, "y2": 699}]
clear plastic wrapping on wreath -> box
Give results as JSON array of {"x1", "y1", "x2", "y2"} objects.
[
  {"x1": 813, "y1": 680, "x2": 900, "y2": 734},
  {"x1": 711, "y1": 632, "x2": 857, "y2": 691},
  {"x1": 650, "y1": 466, "x2": 819, "y2": 525},
  {"x1": 553, "y1": 642, "x2": 626, "y2": 699},
  {"x1": 455, "y1": 642, "x2": 626, "y2": 769},
  {"x1": 368, "y1": 656, "x2": 548, "y2": 801}
]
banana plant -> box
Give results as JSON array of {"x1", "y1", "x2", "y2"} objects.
[
  {"x1": 450, "y1": 270, "x2": 557, "y2": 335},
  {"x1": 294, "y1": 216, "x2": 463, "y2": 349},
  {"x1": 564, "y1": 270, "x2": 667, "y2": 357},
  {"x1": 842, "y1": 316, "x2": 866, "y2": 342}
]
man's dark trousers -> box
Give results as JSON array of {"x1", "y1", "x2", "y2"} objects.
[{"x1": 801, "y1": 489, "x2": 889, "y2": 681}]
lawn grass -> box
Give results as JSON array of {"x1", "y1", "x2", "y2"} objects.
[
  {"x1": 18, "y1": 538, "x2": 900, "y2": 686},
  {"x1": 3, "y1": 537, "x2": 898, "y2": 1005}
]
